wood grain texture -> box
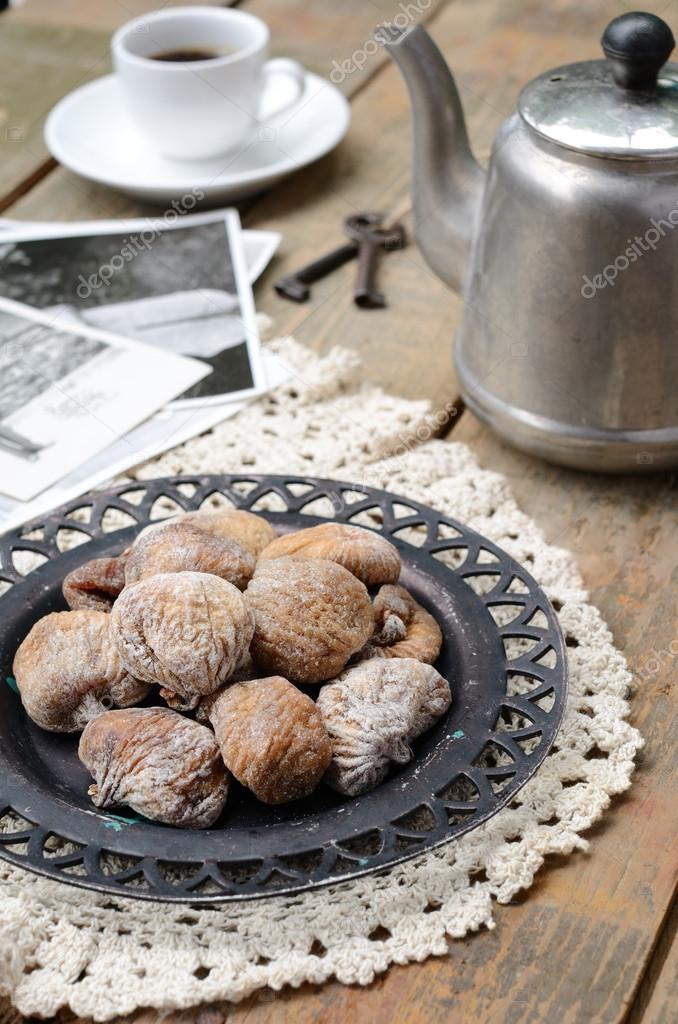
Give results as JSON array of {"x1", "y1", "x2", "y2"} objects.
[
  {"x1": 0, "y1": 22, "x2": 110, "y2": 202},
  {"x1": 628, "y1": 893, "x2": 677, "y2": 1024},
  {"x1": 1, "y1": 0, "x2": 677, "y2": 1022},
  {"x1": 5, "y1": 0, "x2": 229, "y2": 31}
]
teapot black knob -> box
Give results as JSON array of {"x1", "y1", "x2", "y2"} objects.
[{"x1": 602, "y1": 11, "x2": 675, "y2": 92}]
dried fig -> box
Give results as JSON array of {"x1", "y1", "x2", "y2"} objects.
[
  {"x1": 317, "y1": 658, "x2": 451, "y2": 796},
  {"x1": 125, "y1": 521, "x2": 254, "y2": 590},
  {"x1": 245, "y1": 556, "x2": 374, "y2": 684},
  {"x1": 370, "y1": 584, "x2": 443, "y2": 663},
  {"x1": 206, "y1": 676, "x2": 332, "y2": 804},
  {"x1": 111, "y1": 571, "x2": 254, "y2": 710},
  {"x1": 259, "y1": 523, "x2": 400, "y2": 587},
  {"x1": 13, "y1": 610, "x2": 149, "y2": 732},
  {"x1": 136, "y1": 509, "x2": 278, "y2": 558},
  {"x1": 79, "y1": 707, "x2": 229, "y2": 828},
  {"x1": 180, "y1": 509, "x2": 278, "y2": 557},
  {"x1": 63, "y1": 553, "x2": 128, "y2": 611}
]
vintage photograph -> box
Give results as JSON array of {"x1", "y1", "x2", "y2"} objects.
[
  {"x1": 0, "y1": 298, "x2": 208, "y2": 501},
  {"x1": 0, "y1": 346, "x2": 291, "y2": 532},
  {"x1": 0, "y1": 210, "x2": 265, "y2": 406}
]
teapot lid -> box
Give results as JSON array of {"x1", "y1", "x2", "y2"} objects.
[{"x1": 519, "y1": 11, "x2": 678, "y2": 158}]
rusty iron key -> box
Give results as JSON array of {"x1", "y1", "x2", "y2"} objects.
[
  {"x1": 274, "y1": 241, "x2": 359, "y2": 302},
  {"x1": 344, "y1": 213, "x2": 406, "y2": 309}
]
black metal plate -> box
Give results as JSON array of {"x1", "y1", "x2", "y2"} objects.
[{"x1": 0, "y1": 474, "x2": 567, "y2": 903}]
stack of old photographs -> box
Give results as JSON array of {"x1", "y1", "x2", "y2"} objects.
[{"x1": 0, "y1": 210, "x2": 290, "y2": 532}]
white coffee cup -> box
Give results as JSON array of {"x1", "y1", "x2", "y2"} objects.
[{"x1": 112, "y1": 6, "x2": 306, "y2": 162}]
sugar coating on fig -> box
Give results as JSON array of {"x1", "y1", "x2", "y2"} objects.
[
  {"x1": 125, "y1": 521, "x2": 255, "y2": 590},
  {"x1": 369, "y1": 584, "x2": 443, "y2": 664},
  {"x1": 259, "y1": 523, "x2": 401, "y2": 587},
  {"x1": 111, "y1": 571, "x2": 254, "y2": 710},
  {"x1": 207, "y1": 676, "x2": 332, "y2": 804},
  {"x1": 79, "y1": 707, "x2": 229, "y2": 828},
  {"x1": 317, "y1": 658, "x2": 451, "y2": 796},
  {"x1": 245, "y1": 557, "x2": 374, "y2": 684},
  {"x1": 13, "y1": 610, "x2": 149, "y2": 732},
  {"x1": 63, "y1": 553, "x2": 127, "y2": 611}
]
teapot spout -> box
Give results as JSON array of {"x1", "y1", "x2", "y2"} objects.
[{"x1": 379, "y1": 23, "x2": 485, "y2": 292}]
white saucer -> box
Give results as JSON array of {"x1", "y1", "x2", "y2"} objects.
[{"x1": 44, "y1": 70, "x2": 350, "y2": 205}]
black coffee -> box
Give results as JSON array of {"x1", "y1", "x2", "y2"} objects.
[{"x1": 151, "y1": 47, "x2": 235, "y2": 62}]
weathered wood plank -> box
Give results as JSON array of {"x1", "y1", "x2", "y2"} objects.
[
  {"x1": 639, "y1": 921, "x2": 678, "y2": 1024},
  {"x1": 0, "y1": 22, "x2": 110, "y2": 202},
  {"x1": 633, "y1": 902, "x2": 678, "y2": 1024},
  {"x1": 6, "y1": 0, "x2": 226, "y2": 31}
]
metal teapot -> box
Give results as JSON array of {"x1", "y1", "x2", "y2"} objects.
[{"x1": 382, "y1": 11, "x2": 678, "y2": 471}]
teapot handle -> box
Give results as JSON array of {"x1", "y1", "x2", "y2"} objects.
[{"x1": 602, "y1": 11, "x2": 675, "y2": 93}]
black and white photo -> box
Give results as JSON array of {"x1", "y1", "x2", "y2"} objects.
[
  {"x1": 0, "y1": 210, "x2": 265, "y2": 407},
  {"x1": 0, "y1": 298, "x2": 209, "y2": 501}
]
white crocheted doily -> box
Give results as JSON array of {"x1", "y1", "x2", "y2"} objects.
[{"x1": 0, "y1": 334, "x2": 642, "y2": 1022}]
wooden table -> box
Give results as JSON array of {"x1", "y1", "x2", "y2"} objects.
[{"x1": 0, "y1": 2, "x2": 676, "y2": 1022}]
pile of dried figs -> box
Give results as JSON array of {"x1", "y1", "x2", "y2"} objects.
[{"x1": 13, "y1": 510, "x2": 451, "y2": 828}]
